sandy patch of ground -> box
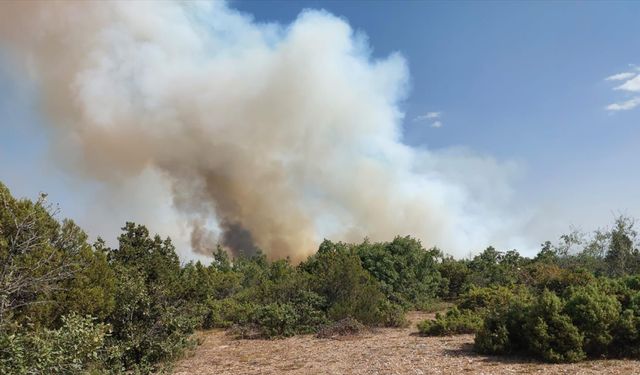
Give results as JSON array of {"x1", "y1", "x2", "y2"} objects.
[{"x1": 173, "y1": 312, "x2": 640, "y2": 374}]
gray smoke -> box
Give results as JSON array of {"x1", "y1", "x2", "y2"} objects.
[{"x1": 0, "y1": 1, "x2": 530, "y2": 260}]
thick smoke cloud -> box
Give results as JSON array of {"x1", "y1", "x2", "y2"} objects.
[{"x1": 0, "y1": 1, "x2": 529, "y2": 260}]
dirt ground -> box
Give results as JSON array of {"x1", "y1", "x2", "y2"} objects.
[{"x1": 173, "y1": 312, "x2": 640, "y2": 375}]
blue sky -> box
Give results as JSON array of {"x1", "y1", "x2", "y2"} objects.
[
  {"x1": 231, "y1": 0, "x2": 640, "y2": 236},
  {"x1": 1, "y1": 1, "x2": 640, "y2": 254},
  {"x1": 235, "y1": 1, "x2": 640, "y2": 155}
]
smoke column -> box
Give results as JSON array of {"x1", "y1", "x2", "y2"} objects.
[{"x1": 0, "y1": 1, "x2": 528, "y2": 260}]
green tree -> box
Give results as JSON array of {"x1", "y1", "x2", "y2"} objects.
[{"x1": 605, "y1": 216, "x2": 638, "y2": 277}]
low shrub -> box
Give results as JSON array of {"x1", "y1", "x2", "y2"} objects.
[
  {"x1": 251, "y1": 303, "x2": 298, "y2": 338},
  {"x1": 202, "y1": 298, "x2": 256, "y2": 329},
  {"x1": 377, "y1": 300, "x2": 409, "y2": 328},
  {"x1": 525, "y1": 290, "x2": 585, "y2": 363},
  {"x1": 564, "y1": 285, "x2": 620, "y2": 356},
  {"x1": 475, "y1": 289, "x2": 585, "y2": 363},
  {"x1": 418, "y1": 307, "x2": 482, "y2": 336},
  {"x1": 611, "y1": 309, "x2": 640, "y2": 357},
  {"x1": 458, "y1": 285, "x2": 531, "y2": 312},
  {"x1": 0, "y1": 314, "x2": 108, "y2": 375}
]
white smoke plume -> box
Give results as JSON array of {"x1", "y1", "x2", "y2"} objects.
[{"x1": 0, "y1": 1, "x2": 529, "y2": 260}]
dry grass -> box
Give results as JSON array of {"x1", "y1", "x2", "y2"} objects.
[{"x1": 173, "y1": 312, "x2": 640, "y2": 374}]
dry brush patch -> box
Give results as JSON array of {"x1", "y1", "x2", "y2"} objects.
[{"x1": 173, "y1": 312, "x2": 640, "y2": 375}]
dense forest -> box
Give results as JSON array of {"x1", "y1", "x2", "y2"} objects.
[{"x1": 2, "y1": 181, "x2": 640, "y2": 373}]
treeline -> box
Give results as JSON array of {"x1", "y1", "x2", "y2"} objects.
[
  {"x1": 0, "y1": 182, "x2": 441, "y2": 373},
  {"x1": 2, "y1": 180, "x2": 640, "y2": 373}
]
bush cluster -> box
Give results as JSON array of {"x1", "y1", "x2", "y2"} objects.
[
  {"x1": 474, "y1": 281, "x2": 640, "y2": 363},
  {"x1": 4, "y1": 177, "x2": 640, "y2": 371},
  {"x1": 417, "y1": 307, "x2": 482, "y2": 335},
  {"x1": 0, "y1": 314, "x2": 108, "y2": 374},
  {"x1": 1, "y1": 182, "x2": 438, "y2": 373}
]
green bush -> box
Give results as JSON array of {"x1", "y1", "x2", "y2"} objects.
[
  {"x1": 302, "y1": 241, "x2": 399, "y2": 326},
  {"x1": 475, "y1": 289, "x2": 585, "y2": 363},
  {"x1": 474, "y1": 316, "x2": 511, "y2": 354},
  {"x1": 203, "y1": 298, "x2": 256, "y2": 329},
  {"x1": 418, "y1": 306, "x2": 482, "y2": 335},
  {"x1": 437, "y1": 257, "x2": 471, "y2": 299},
  {"x1": 252, "y1": 303, "x2": 298, "y2": 338},
  {"x1": 526, "y1": 290, "x2": 585, "y2": 363},
  {"x1": 377, "y1": 299, "x2": 409, "y2": 328},
  {"x1": 458, "y1": 285, "x2": 531, "y2": 312},
  {"x1": 610, "y1": 309, "x2": 640, "y2": 357},
  {"x1": 564, "y1": 285, "x2": 620, "y2": 356},
  {"x1": 0, "y1": 314, "x2": 108, "y2": 375},
  {"x1": 105, "y1": 263, "x2": 199, "y2": 372},
  {"x1": 356, "y1": 236, "x2": 442, "y2": 308},
  {"x1": 474, "y1": 289, "x2": 531, "y2": 354},
  {"x1": 288, "y1": 291, "x2": 329, "y2": 333}
]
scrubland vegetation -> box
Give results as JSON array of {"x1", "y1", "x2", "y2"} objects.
[
  {"x1": 2, "y1": 180, "x2": 640, "y2": 373},
  {"x1": 418, "y1": 222, "x2": 640, "y2": 364}
]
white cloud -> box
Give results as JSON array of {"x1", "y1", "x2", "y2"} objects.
[
  {"x1": 605, "y1": 69, "x2": 640, "y2": 111},
  {"x1": 606, "y1": 72, "x2": 636, "y2": 81},
  {"x1": 414, "y1": 111, "x2": 444, "y2": 128},
  {"x1": 413, "y1": 111, "x2": 441, "y2": 121},
  {"x1": 606, "y1": 97, "x2": 640, "y2": 112},
  {"x1": 615, "y1": 75, "x2": 640, "y2": 93}
]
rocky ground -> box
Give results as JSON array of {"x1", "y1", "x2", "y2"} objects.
[{"x1": 173, "y1": 312, "x2": 640, "y2": 374}]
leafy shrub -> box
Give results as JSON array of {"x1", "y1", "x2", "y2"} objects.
[
  {"x1": 610, "y1": 309, "x2": 640, "y2": 357},
  {"x1": 288, "y1": 291, "x2": 329, "y2": 333},
  {"x1": 458, "y1": 285, "x2": 531, "y2": 312},
  {"x1": 474, "y1": 289, "x2": 531, "y2": 354},
  {"x1": 302, "y1": 241, "x2": 395, "y2": 326},
  {"x1": 525, "y1": 290, "x2": 585, "y2": 363},
  {"x1": 564, "y1": 285, "x2": 620, "y2": 356},
  {"x1": 475, "y1": 289, "x2": 585, "y2": 363},
  {"x1": 418, "y1": 307, "x2": 482, "y2": 336},
  {"x1": 377, "y1": 299, "x2": 409, "y2": 328},
  {"x1": 251, "y1": 303, "x2": 298, "y2": 338},
  {"x1": 437, "y1": 257, "x2": 471, "y2": 299},
  {"x1": 105, "y1": 262, "x2": 199, "y2": 372},
  {"x1": 0, "y1": 314, "x2": 108, "y2": 375},
  {"x1": 203, "y1": 298, "x2": 256, "y2": 329},
  {"x1": 356, "y1": 236, "x2": 442, "y2": 308}
]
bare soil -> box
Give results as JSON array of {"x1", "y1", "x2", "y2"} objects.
[{"x1": 173, "y1": 312, "x2": 640, "y2": 374}]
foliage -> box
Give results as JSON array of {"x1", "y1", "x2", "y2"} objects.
[
  {"x1": 474, "y1": 284, "x2": 640, "y2": 363},
  {"x1": 525, "y1": 290, "x2": 585, "y2": 363},
  {"x1": 437, "y1": 257, "x2": 471, "y2": 299},
  {"x1": 356, "y1": 236, "x2": 442, "y2": 308},
  {"x1": 418, "y1": 306, "x2": 482, "y2": 336},
  {"x1": 301, "y1": 240, "x2": 391, "y2": 325},
  {"x1": 0, "y1": 314, "x2": 108, "y2": 375},
  {"x1": 6, "y1": 179, "x2": 640, "y2": 371},
  {"x1": 475, "y1": 289, "x2": 585, "y2": 363},
  {"x1": 458, "y1": 285, "x2": 531, "y2": 312},
  {"x1": 0, "y1": 184, "x2": 115, "y2": 327},
  {"x1": 564, "y1": 285, "x2": 620, "y2": 356},
  {"x1": 203, "y1": 298, "x2": 256, "y2": 329}
]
